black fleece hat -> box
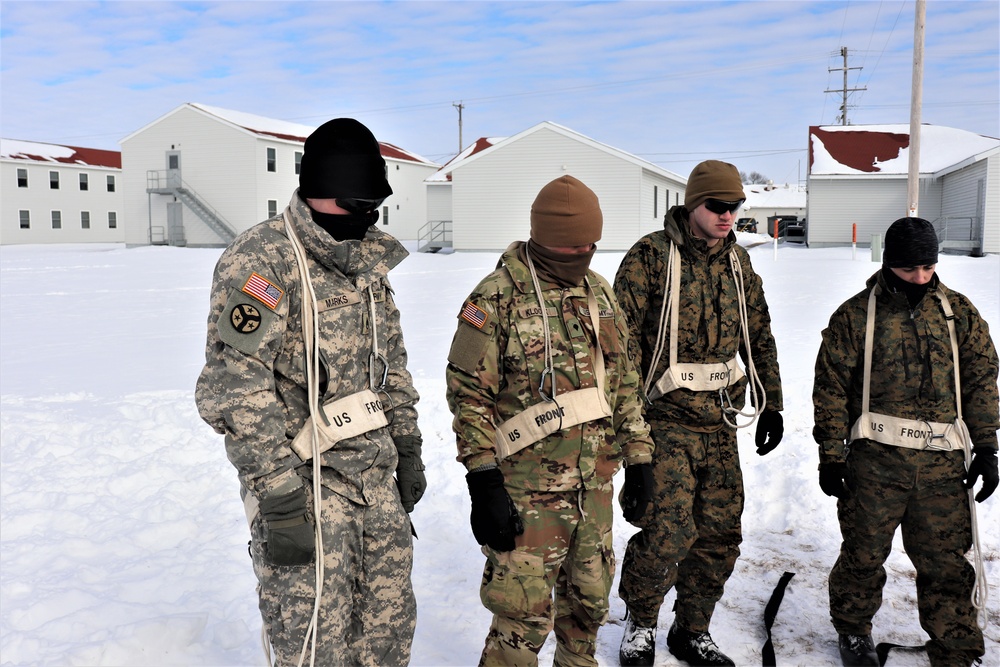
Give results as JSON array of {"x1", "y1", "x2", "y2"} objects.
[
  {"x1": 883, "y1": 217, "x2": 939, "y2": 268},
  {"x1": 298, "y1": 118, "x2": 392, "y2": 200}
]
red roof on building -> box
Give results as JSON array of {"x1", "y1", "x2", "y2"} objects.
[{"x1": 1, "y1": 139, "x2": 121, "y2": 169}]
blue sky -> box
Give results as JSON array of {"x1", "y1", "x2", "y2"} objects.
[{"x1": 1, "y1": 0, "x2": 997, "y2": 183}]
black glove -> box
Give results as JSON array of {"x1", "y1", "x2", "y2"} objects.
[
  {"x1": 819, "y1": 461, "x2": 851, "y2": 499},
  {"x1": 620, "y1": 463, "x2": 654, "y2": 523},
  {"x1": 965, "y1": 448, "x2": 998, "y2": 503},
  {"x1": 466, "y1": 467, "x2": 524, "y2": 552},
  {"x1": 259, "y1": 486, "x2": 315, "y2": 566},
  {"x1": 755, "y1": 409, "x2": 783, "y2": 455},
  {"x1": 394, "y1": 435, "x2": 427, "y2": 513}
]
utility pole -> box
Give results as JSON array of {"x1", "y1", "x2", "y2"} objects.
[
  {"x1": 825, "y1": 47, "x2": 866, "y2": 125},
  {"x1": 453, "y1": 102, "x2": 465, "y2": 155},
  {"x1": 907, "y1": 0, "x2": 926, "y2": 217}
]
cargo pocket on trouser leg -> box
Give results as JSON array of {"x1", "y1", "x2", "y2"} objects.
[
  {"x1": 480, "y1": 546, "x2": 549, "y2": 620},
  {"x1": 568, "y1": 528, "x2": 614, "y2": 625}
]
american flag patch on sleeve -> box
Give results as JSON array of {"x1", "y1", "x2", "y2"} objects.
[
  {"x1": 461, "y1": 301, "x2": 488, "y2": 329},
  {"x1": 242, "y1": 272, "x2": 284, "y2": 309}
]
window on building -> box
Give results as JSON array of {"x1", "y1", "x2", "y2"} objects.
[
  {"x1": 108, "y1": 212, "x2": 118, "y2": 229},
  {"x1": 382, "y1": 206, "x2": 389, "y2": 225},
  {"x1": 267, "y1": 200, "x2": 278, "y2": 218},
  {"x1": 666, "y1": 189, "x2": 670, "y2": 212},
  {"x1": 107, "y1": 175, "x2": 116, "y2": 192},
  {"x1": 80, "y1": 173, "x2": 89, "y2": 191},
  {"x1": 168, "y1": 154, "x2": 179, "y2": 170},
  {"x1": 50, "y1": 171, "x2": 60, "y2": 189},
  {"x1": 267, "y1": 147, "x2": 276, "y2": 172},
  {"x1": 295, "y1": 151, "x2": 303, "y2": 175},
  {"x1": 51, "y1": 211, "x2": 62, "y2": 229},
  {"x1": 654, "y1": 186, "x2": 658, "y2": 218},
  {"x1": 19, "y1": 210, "x2": 30, "y2": 229},
  {"x1": 17, "y1": 168, "x2": 28, "y2": 188},
  {"x1": 81, "y1": 211, "x2": 91, "y2": 229}
]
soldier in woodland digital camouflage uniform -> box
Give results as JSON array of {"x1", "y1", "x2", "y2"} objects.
[
  {"x1": 813, "y1": 217, "x2": 998, "y2": 667},
  {"x1": 446, "y1": 175, "x2": 655, "y2": 667},
  {"x1": 195, "y1": 119, "x2": 425, "y2": 666},
  {"x1": 613, "y1": 160, "x2": 784, "y2": 667}
]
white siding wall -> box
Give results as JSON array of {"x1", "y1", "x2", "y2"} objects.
[
  {"x1": 122, "y1": 106, "x2": 300, "y2": 246},
  {"x1": 426, "y1": 183, "x2": 452, "y2": 224},
  {"x1": 639, "y1": 172, "x2": 686, "y2": 239},
  {"x1": 381, "y1": 161, "x2": 439, "y2": 240},
  {"x1": 985, "y1": 152, "x2": 1000, "y2": 254},
  {"x1": 1, "y1": 160, "x2": 124, "y2": 244},
  {"x1": 941, "y1": 160, "x2": 986, "y2": 247},
  {"x1": 451, "y1": 128, "x2": 646, "y2": 251},
  {"x1": 806, "y1": 177, "x2": 942, "y2": 248}
]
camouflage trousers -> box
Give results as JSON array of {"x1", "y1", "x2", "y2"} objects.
[
  {"x1": 250, "y1": 474, "x2": 415, "y2": 667},
  {"x1": 478, "y1": 483, "x2": 615, "y2": 667},
  {"x1": 830, "y1": 441, "x2": 983, "y2": 667},
  {"x1": 618, "y1": 421, "x2": 743, "y2": 631}
]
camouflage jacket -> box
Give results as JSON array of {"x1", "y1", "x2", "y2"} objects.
[
  {"x1": 813, "y1": 270, "x2": 999, "y2": 463},
  {"x1": 446, "y1": 242, "x2": 654, "y2": 492},
  {"x1": 613, "y1": 205, "x2": 783, "y2": 429},
  {"x1": 195, "y1": 191, "x2": 420, "y2": 505}
]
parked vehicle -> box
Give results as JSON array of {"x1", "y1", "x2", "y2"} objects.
[
  {"x1": 736, "y1": 217, "x2": 758, "y2": 233},
  {"x1": 786, "y1": 218, "x2": 807, "y2": 243}
]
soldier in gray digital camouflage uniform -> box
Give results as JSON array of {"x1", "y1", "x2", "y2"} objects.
[
  {"x1": 813, "y1": 216, "x2": 998, "y2": 667},
  {"x1": 195, "y1": 118, "x2": 425, "y2": 667},
  {"x1": 446, "y1": 175, "x2": 655, "y2": 667},
  {"x1": 613, "y1": 160, "x2": 784, "y2": 667}
]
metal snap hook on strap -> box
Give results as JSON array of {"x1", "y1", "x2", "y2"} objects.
[
  {"x1": 922, "y1": 420, "x2": 949, "y2": 450},
  {"x1": 539, "y1": 368, "x2": 556, "y2": 402},
  {"x1": 369, "y1": 351, "x2": 388, "y2": 391}
]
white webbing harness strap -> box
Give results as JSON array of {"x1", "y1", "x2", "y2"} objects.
[
  {"x1": 289, "y1": 389, "x2": 389, "y2": 461},
  {"x1": 643, "y1": 241, "x2": 764, "y2": 428},
  {"x1": 848, "y1": 284, "x2": 987, "y2": 629},
  {"x1": 494, "y1": 251, "x2": 612, "y2": 460}
]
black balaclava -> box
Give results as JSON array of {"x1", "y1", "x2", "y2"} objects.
[
  {"x1": 881, "y1": 216, "x2": 939, "y2": 309},
  {"x1": 298, "y1": 118, "x2": 393, "y2": 241}
]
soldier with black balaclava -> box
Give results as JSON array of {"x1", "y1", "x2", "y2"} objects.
[{"x1": 196, "y1": 118, "x2": 425, "y2": 666}]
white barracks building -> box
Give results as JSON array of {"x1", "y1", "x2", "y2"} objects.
[{"x1": 1, "y1": 139, "x2": 124, "y2": 245}]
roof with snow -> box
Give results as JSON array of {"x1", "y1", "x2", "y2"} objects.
[
  {"x1": 744, "y1": 183, "x2": 807, "y2": 209},
  {"x1": 809, "y1": 124, "x2": 999, "y2": 176},
  {"x1": 1, "y1": 138, "x2": 122, "y2": 169},
  {"x1": 121, "y1": 103, "x2": 436, "y2": 166},
  {"x1": 426, "y1": 121, "x2": 686, "y2": 184},
  {"x1": 426, "y1": 137, "x2": 505, "y2": 182}
]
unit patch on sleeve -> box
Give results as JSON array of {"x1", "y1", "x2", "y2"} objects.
[
  {"x1": 230, "y1": 303, "x2": 262, "y2": 333},
  {"x1": 242, "y1": 272, "x2": 284, "y2": 310},
  {"x1": 461, "y1": 301, "x2": 489, "y2": 329}
]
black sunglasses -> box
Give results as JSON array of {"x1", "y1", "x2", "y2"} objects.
[
  {"x1": 703, "y1": 198, "x2": 744, "y2": 215},
  {"x1": 336, "y1": 197, "x2": 386, "y2": 215}
]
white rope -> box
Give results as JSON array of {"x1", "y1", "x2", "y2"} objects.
[
  {"x1": 643, "y1": 242, "x2": 676, "y2": 398},
  {"x1": 283, "y1": 214, "x2": 325, "y2": 667},
  {"x1": 721, "y1": 252, "x2": 765, "y2": 429}
]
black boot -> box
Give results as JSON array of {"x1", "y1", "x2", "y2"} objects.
[
  {"x1": 838, "y1": 634, "x2": 878, "y2": 666},
  {"x1": 666, "y1": 621, "x2": 735, "y2": 667},
  {"x1": 619, "y1": 611, "x2": 656, "y2": 666}
]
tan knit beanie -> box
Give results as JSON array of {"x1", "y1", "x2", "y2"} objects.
[
  {"x1": 530, "y1": 175, "x2": 603, "y2": 246},
  {"x1": 684, "y1": 160, "x2": 745, "y2": 212}
]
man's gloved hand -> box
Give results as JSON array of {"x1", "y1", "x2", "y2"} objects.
[
  {"x1": 620, "y1": 463, "x2": 654, "y2": 523},
  {"x1": 394, "y1": 435, "x2": 427, "y2": 513},
  {"x1": 755, "y1": 409, "x2": 784, "y2": 455},
  {"x1": 965, "y1": 447, "x2": 998, "y2": 503},
  {"x1": 819, "y1": 461, "x2": 851, "y2": 499},
  {"x1": 466, "y1": 466, "x2": 523, "y2": 552},
  {"x1": 259, "y1": 486, "x2": 315, "y2": 566}
]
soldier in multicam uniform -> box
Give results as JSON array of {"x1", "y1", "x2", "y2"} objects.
[
  {"x1": 613, "y1": 160, "x2": 784, "y2": 667},
  {"x1": 813, "y1": 217, "x2": 998, "y2": 667},
  {"x1": 195, "y1": 118, "x2": 425, "y2": 666},
  {"x1": 446, "y1": 175, "x2": 655, "y2": 667}
]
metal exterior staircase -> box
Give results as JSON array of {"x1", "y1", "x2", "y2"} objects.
[
  {"x1": 935, "y1": 216, "x2": 982, "y2": 257},
  {"x1": 146, "y1": 170, "x2": 238, "y2": 244},
  {"x1": 417, "y1": 220, "x2": 452, "y2": 253}
]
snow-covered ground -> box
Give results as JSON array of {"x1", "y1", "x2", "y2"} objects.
[{"x1": 1, "y1": 237, "x2": 997, "y2": 666}]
